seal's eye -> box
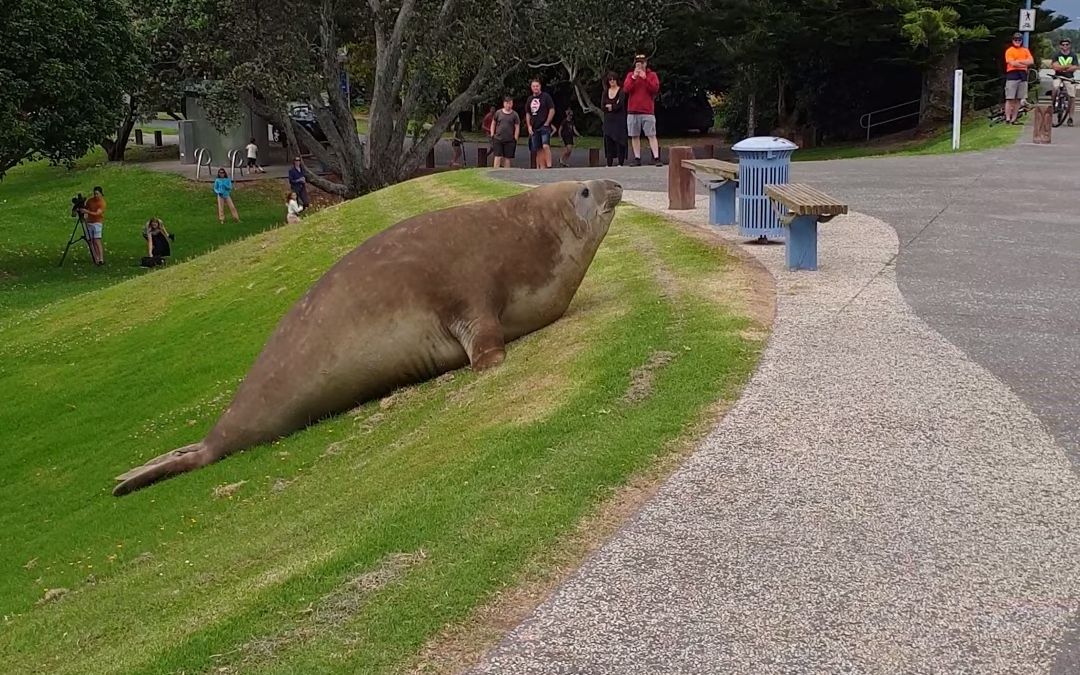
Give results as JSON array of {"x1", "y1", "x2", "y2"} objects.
[{"x1": 581, "y1": 188, "x2": 590, "y2": 198}]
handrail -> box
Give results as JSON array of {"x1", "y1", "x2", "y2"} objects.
[
  {"x1": 859, "y1": 98, "x2": 922, "y2": 141},
  {"x1": 193, "y1": 147, "x2": 212, "y2": 179}
]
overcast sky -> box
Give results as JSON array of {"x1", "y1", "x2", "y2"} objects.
[{"x1": 1048, "y1": 1, "x2": 1080, "y2": 25}]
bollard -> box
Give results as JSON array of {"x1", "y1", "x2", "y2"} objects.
[
  {"x1": 667, "y1": 146, "x2": 696, "y2": 210},
  {"x1": 530, "y1": 150, "x2": 537, "y2": 169},
  {"x1": 477, "y1": 147, "x2": 488, "y2": 166},
  {"x1": 426, "y1": 147, "x2": 436, "y2": 168},
  {"x1": 134, "y1": 129, "x2": 144, "y2": 145},
  {"x1": 588, "y1": 148, "x2": 600, "y2": 167},
  {"x1": 154, "y1": 130, "x2": 163, "y2": 147},
  {"x1": 1033, "y1": 105, "x2": 1052, "y2": 144}
]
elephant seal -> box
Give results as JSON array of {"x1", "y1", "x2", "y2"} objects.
[{"x1": 113, "y1": 179, "x2": 623, "y2": 496}]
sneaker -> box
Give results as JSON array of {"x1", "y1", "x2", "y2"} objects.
[
  {"x1": 631, "y1": 157, "x2": 641, "y2": 167},
  {"x1": 1069, "y1": 118, "x2": 1074, "y2": 126},
  {"x1": 654, "y1": 158, "x2": 663, "y2": 167}
]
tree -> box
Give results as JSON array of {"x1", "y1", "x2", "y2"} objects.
[
  {"x1": 0, "y1": 0, "x2": 138, "y2": 178},
  {"x1": 525, "y1": 0, "x2": 665, "y2": 120},
  {"x1": 194, "y1": 0, "x2": 522, "y2": 197},
  {"x1": 100, "y1": 1, "x2": 187, "y2": 161}
]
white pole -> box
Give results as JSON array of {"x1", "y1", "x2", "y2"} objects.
[{"x1": 952, "y1": 69, "x2": 964, "y2": 151}]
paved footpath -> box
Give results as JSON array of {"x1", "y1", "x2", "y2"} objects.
[{"x1": 474, "y1": 127, "x2": 1080, "y2": 673}]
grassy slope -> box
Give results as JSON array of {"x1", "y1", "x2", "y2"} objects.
[
  {"x1": 794, "y1": 116, "x2": 1023, "y2": 161},
  {"x1": 0, "y1": 171, "x2": 764, "y2": 673},
  {"x1": 0, "y1": 150, "x2": 286, "y2": 319}
]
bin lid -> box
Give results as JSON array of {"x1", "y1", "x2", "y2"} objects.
[{"x1": 732, "y1": 136, "x2": 799, "y2": 152}]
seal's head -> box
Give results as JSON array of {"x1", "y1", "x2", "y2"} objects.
[{"x1": 558, "y1": 179, "x2": 623, "y2": 241}]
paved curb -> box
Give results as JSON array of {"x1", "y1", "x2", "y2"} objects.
[{"x1": 470, "y1": 193, "x2": 1080, "y2": 673}]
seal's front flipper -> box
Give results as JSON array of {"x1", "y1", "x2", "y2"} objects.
[
  {"x1": 450, "y1": 315, "x2": 506, "y2": 372},
  {"x1": 112, "y1": 442, "x2": 213, "y2": 496}
]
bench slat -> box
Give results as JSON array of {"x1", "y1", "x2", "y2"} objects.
[
  {"x1": 682, "y1": 159, "x2": 739, "y2": 180},
  {"x1": 765, "y1": 183, "x2": 848, "y2": 217}
]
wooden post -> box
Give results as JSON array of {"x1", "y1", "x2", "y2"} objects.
[
  {"x1": 1033, "y1": 105, "x2": 1052, "y2": 144},
  {"x1": 703, "y1": 144, "x2": 715, "y2": 159},
  {"x1": 477, "y1": 147, "x2": 488, "y2": 166},
  {"x1": 588, "y1": 148, "x2": 600, "y2": 167},
  {"x1": 134, "y1": 129, "x2": 144, "y2": 145},
  {"x1": 426, "y1": 147, "x2": 436, "y2": 168},
  {"x1": 154, "y1": 130, "x2": 163, "y2": 147},
  {"x1": 667, "y1": 146, "x2": 695, "y2": 210},
  {"x1": 530, "y1": 149, "x2": 537, "y2": 169}
]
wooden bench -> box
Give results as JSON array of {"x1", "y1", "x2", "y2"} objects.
[
  {"x1": 764, "y1": 184, "x2": 849, "y2": 271},
  {"x1": 682, "y1": 159, "x2": 740, "y2": 226}
]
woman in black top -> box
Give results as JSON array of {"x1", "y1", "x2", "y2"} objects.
[{"x1": 601, "y1": 71, "x2": 628, "y2": 167}]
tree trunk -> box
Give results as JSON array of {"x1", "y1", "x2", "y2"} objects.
[
  {"x1": 103, "y1": 100, "x2": 138, "y2": 162},
  {"x1": 920, "y1": 44, "x2": 959, "y2": 125},
  {"x1": 747, "y1": 91, "x2": 757, "y2": 137}
]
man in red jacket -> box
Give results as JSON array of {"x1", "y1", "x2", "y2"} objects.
[{"x1": 623, "y1": 54, "x2": 661, "y2": 166}]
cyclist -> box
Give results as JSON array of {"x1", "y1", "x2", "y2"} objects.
[
  {"x1": 1004, "y1": 32, "x2": 1034, "y2": 125},
  {"x1": 1052, "y1": 37, "x2": 1079, "y2": 126}
]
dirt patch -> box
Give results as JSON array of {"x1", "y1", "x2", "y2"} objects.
[
  {"x1": 212, "y1": 481, "x2": 247, "y2": 500},
  {"x1": 622, "y1": 351, "x2": 677, "y2": 404},
  {"x1": 209, "y1": 550, "x2": 427, "y2": 672}
]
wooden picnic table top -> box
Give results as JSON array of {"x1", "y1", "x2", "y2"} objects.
[
  {"x1": 765, "y1": 183, "x2": 848, "y2": 217},
  {"x1": 681, "y1": 158, "x2": 739, "y2": 180}
]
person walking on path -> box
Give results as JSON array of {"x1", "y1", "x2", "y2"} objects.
[
  {"x1": 623, "y1": 54, "x2": 662, "y2": 166},
  {"x1": 1052, "y1": 37, "x2": 1079, "y2": 126},
  {"x1": 526, "y1": 78, "x2": 556, "y2": 169},
  {"x1": 213, "y1": 168, "x2": 240, "y2": 224},
  {"x1": 490, "y1": 96, "x2": 520, "y2": 169},
  {"x1": 245, "y1": 138, "x2": 266, "y2": 173},
  {"x1": 602, "y1": 71, "x2": 629, "y2": 167},
  {"x1": 557, "y1": 110, "x2": 579, "y2": 167},
  {"x1": 288, "y1": 157, "x2": 311, "y2": 208},
  {"x1": 79, "y1": 185, "x2": 107, "y2": 266},
  {"x1": 1004, "y1": 32, "x2": 1034, "y2": 125}
]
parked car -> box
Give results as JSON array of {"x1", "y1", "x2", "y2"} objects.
[{"x1": 272, "y1": 102, "x2": 328, "y2": 145}]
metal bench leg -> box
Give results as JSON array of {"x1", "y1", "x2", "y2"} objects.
[
  {"x1": 708, "y1": 180, "x2": 737, "y2": 226},
  {"x1": 785, "y1": 215, "x2": 819, "y2": 271}
]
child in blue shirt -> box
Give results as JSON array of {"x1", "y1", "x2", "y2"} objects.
[{"x1": 213, "y1": 168, "x2": 240, "y2": 223}]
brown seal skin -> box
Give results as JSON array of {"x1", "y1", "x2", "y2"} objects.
[{"x1": 113, "y1": 179, "x2": 623, "y2": 496}]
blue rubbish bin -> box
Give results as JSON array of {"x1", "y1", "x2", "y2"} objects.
[{"x1": 732, "y1": 136, "x2": 798, "y2": 241}]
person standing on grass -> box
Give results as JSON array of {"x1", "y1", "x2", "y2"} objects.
[
  {"x1": 213, "y1": 168, "x2": 240, "y2": 223},
  {"x1": 490, "y1": 95, "x2": 520, "y2": 168},
  {"x1": 557, "y1": 110, "x2": 579, "y2": 167},
  {"x1": 1052, "y1": 37, "x2": 1079, "y2": 127},
  {"x1": 245, "y1": 138, "x2": 266, "y2": 173},
  {"x1": 1004, "y1": 32, "x2": 1034, "y2": 125},
  {"x1": 288, "y1": 157, "x2": 310, "y2": 208},
  {"x1": 602, "y1": 71, "x2": 628, "y2": 166},
  {"x1": 623, "y1": 54, "x2": 662, "y2": 166},
  {"x1": 525, "y1": 78, "x2": 555, "y2": 169},
  {"x1": 79, "y1": 185, "x2": 106, "y2": 266}
]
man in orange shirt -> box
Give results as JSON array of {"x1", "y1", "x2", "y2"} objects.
[
  {"x1": 1004, "y1": 32, "x2": 1035, "y2": 124},
  {"x1": 78, "y1": 186, "x2": 106, "y2": 265}
]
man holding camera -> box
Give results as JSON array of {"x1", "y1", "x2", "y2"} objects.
[
  {"x1": 623, "y1": 54, "x2": 662, "y2": 166},
  {"x1": 79, "y1": 186, "x2": 107, "y2": 266}
]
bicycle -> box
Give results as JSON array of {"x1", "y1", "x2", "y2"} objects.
[
  {"x1": 1050, "y1": 74, "x2": 1078, "y2": 127},
  {"x1": 989, "y1": 68, "x2": 1039, "y2": 125}
]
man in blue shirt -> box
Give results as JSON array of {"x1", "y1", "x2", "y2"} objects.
[{"x1": 288, "y1": 157, "x2": 310, "y2": 208}]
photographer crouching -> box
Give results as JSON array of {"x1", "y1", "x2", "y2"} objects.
[{"x1": 76, "y1": 186, "x2": 107, "y2": 266}]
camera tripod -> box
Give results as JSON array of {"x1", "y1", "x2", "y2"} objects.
[{"x1": 58, "y1": 213, "x2": 93, "y2": 267}]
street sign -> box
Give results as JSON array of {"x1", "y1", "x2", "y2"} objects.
[{"x1": 1019, "y1": 8, "x2": 1036, "y2": 32}]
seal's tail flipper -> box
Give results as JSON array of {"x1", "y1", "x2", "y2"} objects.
[{"x1": 112, "y1": 443, "x2": 212, "y2": 496}]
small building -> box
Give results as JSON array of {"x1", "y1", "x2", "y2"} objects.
[{"x1": 177, "y1": 81, "x2": 273, "y2": 169}]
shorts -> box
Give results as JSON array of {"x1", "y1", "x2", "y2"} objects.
[
  {"x1": 1005, "y1": 79, "x2": 1028, "y2": 100},
  {"x1": 246, "y1": 157, "x2": 257, "y2": 167},
  {"x1": 529, "y1": 126, "x2": 551, "y2": 151},
  {"x1": 492, "y1": 139, "x2": 517, "y2": 158},
  {"x1": 627, "y1": 113, "x2": 657, "y2": 137},
  {"x1": 1053, "y1": 77, "x2": 1077, "y2": 98},
  {"x1": 87, "y1": 222, "x2": 103, "y2": 239},
  {"x1": 561, "y1": 132, "x2": 575, "y2": 146}
]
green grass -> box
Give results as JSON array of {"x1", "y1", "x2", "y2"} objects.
[
  {"x1": 0, "y1": 170, "x2": 763, "y2": 673},
  {"x1": 794, "y1": 115, "x2": 1023, "y2": 161},
  {"x1": 0, "y1": 149, "x2": 287, "y2": 319}
]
